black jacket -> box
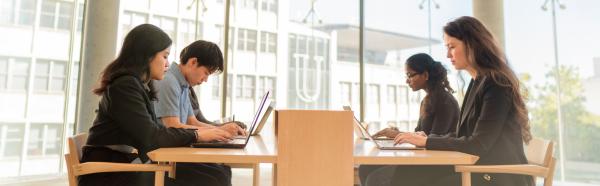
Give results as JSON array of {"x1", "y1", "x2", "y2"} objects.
[
  {"x1": 426, "y1": 76, "x2": 533, "y2": 186},
  {"x1": 414, "y1": 90, "x2": 459, "y2": 137},
  {"x1": 84, "y1": 75, "x2": 197, "y2": 162}
]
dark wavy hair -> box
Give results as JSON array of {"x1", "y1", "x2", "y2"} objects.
[
  {"x1": 444, "y1": 16, "x2": 532, "y2": 144},
  {"x1": 406, "y1": 53, "x2": 453, "y2": 119},
  {"x1": 93, "y1": 24, "x2": 172, "y2": 100},
  {"x1": 180, "y1": 40, "x2": 224, "y2": 73}
]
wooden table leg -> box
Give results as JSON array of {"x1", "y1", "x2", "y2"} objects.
[
  {"x1": 272, "y1": 164, "x2": 277, "y2": 186},
  {"x1": 461, "y1": 172, "x2": 471, "y2": 186},
  {"x1": 253, "y1": 163, "x2": 260, "y2": 186},
  {"x1": 168, "y1": 162, "x2": 176, "y2": 179},
  {"x1": 155, "y1": 162, "x2": 166, "y2": 186}
]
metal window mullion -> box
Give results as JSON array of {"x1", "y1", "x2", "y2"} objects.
[
  {"x1": 54, "y1": 2, "x2": 60, "y2": 29},
  {"x1": 18, "y1": 0, "x2": 43, "y2": 176},
  {"x1": 359, "y1": 0, "x2": 365, "y2": 122},
  {"x1": 41, "y1": 124, "x2": 48, "y2": 156},
  {"x1": 0, "y1": 125, "x2": 7, "y2": 156},
  {"x1": 221, "y1": 0, "x2": 231, "y2": 118},
  {"x1": 58, "y1": 0, "x2": 83, "y2": 174}
]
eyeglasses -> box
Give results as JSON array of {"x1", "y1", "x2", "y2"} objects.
[{"x1": 405, "y1": 72, "x2": 421, "y2": 79}]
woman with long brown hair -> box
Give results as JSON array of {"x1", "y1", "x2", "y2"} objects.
[{"x1": 378, "y1": 16, "x2": 534, "y2": 186}]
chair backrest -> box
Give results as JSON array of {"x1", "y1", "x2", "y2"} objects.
[
  {"x1": 65, "y1": 133, "x2": 88, "y2": 186},
  {"x1": 525, "y1": 138, "x2": 553, "y2": 167},
  {"x1": 67, "y1": 133, "x2": 88, "y2": 165}
]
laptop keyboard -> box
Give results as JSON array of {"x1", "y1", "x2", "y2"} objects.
[{"x1": 376, "y1": 140, "x2": 416, "y2": 148}]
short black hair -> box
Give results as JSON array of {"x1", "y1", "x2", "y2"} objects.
[{"x1": 180, "y1": 40, "x2": 224, "y2": 73}]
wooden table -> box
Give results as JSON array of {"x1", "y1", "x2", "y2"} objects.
[
  {"x1": 147, "y1": 135, "x2": 277, "y2": 186},
  {"x1": 354, "y1": 139, "x2": 479, "y2": 186}
]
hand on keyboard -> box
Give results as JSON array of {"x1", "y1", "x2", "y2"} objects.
[
  {"x1": 373, "y1": 127, "x2": 402, "y2": 139},
  {"x1": 220, "y1": 123, "x2": 247, "y2": 136}
]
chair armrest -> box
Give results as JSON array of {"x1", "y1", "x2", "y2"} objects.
[
  {"x1": 74, "y1": 162, "x2": 173, "y2": 176},
  {"x1": 455, "y1": 164, "x2": 548, "y2": 177}
]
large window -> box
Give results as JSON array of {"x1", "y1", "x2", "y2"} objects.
[
  {"x1": 362, "y1": 0, "x2": 470, "y2": 129},
  {"x1": 3, "y1": 0, "x2": 598, "y2": 185},
  {"x1": 505, "y1": 0, "x2": 600, "y2": 183},
  {"x1": 40, "y1": 0, "x2": 74, "y2": 30},
  {"x1": 18, "y1": 0, "x2": 36, "y2": 25},
  {"x1": 34, "y1": 60, "x2": 67, "y2": 92},
  {"x1": 0, "y1": 0, "x2": 83, "y2": 179},
  {"x1": 118, "y1": 0, "x2": 225, "y2": 123},
  {"x1": 10, "y1": 58, "x2": 30, "y2": 91}
]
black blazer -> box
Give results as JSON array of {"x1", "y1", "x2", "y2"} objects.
[
  {"x1": 83, "y1": 74, "x2": 197, "y2": 162},
  {"x1": 426, "y1": 76, "x2": 533, "y2": 186},
  {"x1": 414, "y1": 90, "x2": 459, "y2": 137}
]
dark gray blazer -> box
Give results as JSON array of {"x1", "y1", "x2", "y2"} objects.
[
  {"x1": 426, "y1": 75, "x2": 533, "y2": 186},
  {"x1": 84, "y1": 74, "x2": 197, "y2": 162},
  {"x1": 414, "y1": 90, "x2": 459, "y2": 137}
]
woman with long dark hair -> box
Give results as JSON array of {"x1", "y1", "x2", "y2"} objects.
[
  {"x1": 390, "y1": 16, "x2": 533, "y2": 186},
  {"x1": 359, "y1": 53, "x2": 460, "y2": 186},
  {"x1": 79, "y1": 24, "x2": 232, "y2": 186}
]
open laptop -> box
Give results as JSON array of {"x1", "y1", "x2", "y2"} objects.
[
  {"x1": 343, "y1": 106, "x2": 394, "y2": 140},
  {"x1": 251, "y1": 101, "x2": 275, "y2": 136},
  {"x1": 191, "y1": 91, "x2": 270, "y2": 148},
  {"x1": 351, "y1": 113, "x2": 424, "y2": 150},
  {"x1": 342, "y1": 106, "x2": 370, "y2": 139}
]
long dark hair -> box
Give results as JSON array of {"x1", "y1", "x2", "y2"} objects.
[
  {"x1": 93, "y1": 24, "x2": 172, "y2": 100},
  {"x1": 444, "y1": 16, "x2": 532, "y2": 144},
  {"x1": 406, "y1": 53, "x2": 453, "y2": 94},
  {"x1": 406, "y1": 53, "x2": 454, "y2": 119}
]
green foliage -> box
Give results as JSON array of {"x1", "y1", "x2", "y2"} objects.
[{"x1": 526, "y1": 65, "x2": 600, "y2": 162}]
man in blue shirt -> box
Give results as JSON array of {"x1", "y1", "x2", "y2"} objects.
[
  {"x1": 154, "y1": 40, "x2": 245, "y2": 136},
  {"x1": 154, "y1": 40, "x2": 246, "y2": 186}
]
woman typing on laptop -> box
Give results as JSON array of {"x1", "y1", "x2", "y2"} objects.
[
  {"x1": 358, "y1": 53, "x2": 460, "y2": 186},
  {"x1": 380, "y1": 16, "x2": 533, "y2": 186},
  {"x1": 79, "y1": 24, "x2": 232, "y2": 186}
]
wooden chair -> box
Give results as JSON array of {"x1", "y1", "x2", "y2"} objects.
[
  {"x1": 64, "y1": 133, "x2": 172, "y2": 186},
  {"x1": 455, "y1": 138, "x2": 556, "y2": 186}
]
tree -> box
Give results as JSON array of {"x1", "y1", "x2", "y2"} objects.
[{"x1": 527, "y1": 65, "x2": 600, "y2": 162}]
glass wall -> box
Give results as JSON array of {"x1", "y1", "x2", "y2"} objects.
[
  {"x1": 217, "y1": 0, "x2": 360, "y2": 125},
  {"x1": 363, "y1": 0, "x2": 471, "y2": 133},
  {"x1": 1, "y1": 0, "x2": 599, "y2": 185},
  {"x1": 505, "y1": 0, "x2": 600, "y2": 184},
  {"x1": 118, "y1": 0, "x2": 223, "y2": 123},
  {"x1": 0, "y1": 0, "x2": 84, "y2": 179}
]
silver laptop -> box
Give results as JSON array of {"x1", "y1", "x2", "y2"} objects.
[
  {"x1": 350, "y1": 112, "x2": 424, "y2": 150},
  {"x1": 342, "y1": 106, "x2": 370, "y2": 139},
  {"x1": 191, "y1": 91, "x2": 270, "y2": 148},
  {"x1": 251, "y1": 101, "x2": 274, "y2": 136}
]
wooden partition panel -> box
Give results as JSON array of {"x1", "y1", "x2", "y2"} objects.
[{"x1": 275, "y1": 110, "x2": 354, "y2": 186}]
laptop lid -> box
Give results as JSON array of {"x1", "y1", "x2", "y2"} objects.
[
  {"x1": 252, "y1": 101, "x2": 275, "y2": 136},
  {"x1": 241, "y1": 90, "x2": 271, "y2": 144},
  {"x1": 192, "y1": 91, "x2": 270, "y2": 148},
  {"x1": 353, "y1": 115, "x2": 423, "y2": 150},
  {"x1": 352, "y1": 114, "x2": 384, "y2": 148},
  {"x1": 343, "y1": 106, "x2": 369, "y2": 139}
]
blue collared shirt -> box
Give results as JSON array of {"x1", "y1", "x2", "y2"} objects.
[{"x1": 154, "y1": 63, "x2": 194, "y2": 124}]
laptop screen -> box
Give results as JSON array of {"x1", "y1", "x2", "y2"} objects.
[{"x1": 244, "y1": 90, "x2": 270, "y2": 140}]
